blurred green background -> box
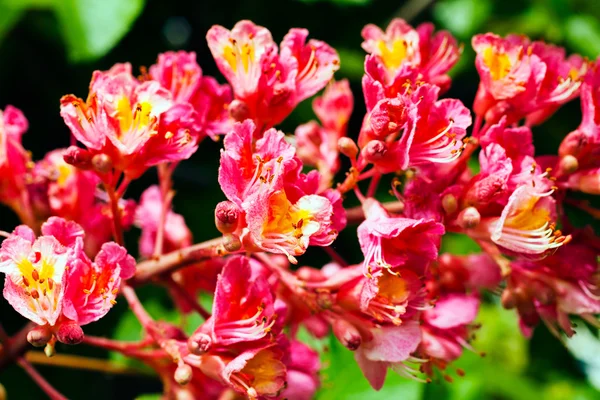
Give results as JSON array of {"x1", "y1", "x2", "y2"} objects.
[{"x1": 1, "y1": 0, "x2": 600, "y2": 398}]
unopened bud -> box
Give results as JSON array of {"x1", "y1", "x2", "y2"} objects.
[
  {"x1": 332, "y1": 319, "x2": 362, "y2": 351},
  {"x1": 338, "y1": 137, "x2": 358, "y2": 159},
  {"x1": 457, "y1": 207, "x2": 480, "y2": 229},
  {"x1": 188, "y1": 332, "x2": 211, "y2": 355},
  {"x1": 215, "y1": 201, "x2": 240, "y2": 234},
  {"x1": 174, "y1": 363, "x2": 193, "y2": 385},
  {"x1": 501, "y1": 288, "x2": 517, "y2": 309},
  {"x1": 44, "y1": 342, "x2": 56, "y2": 358},
  {"x1": 56, "y1": 321, "x2": 84, "y2": 345},
  {"x1": 296, "y1": 267, "x2": 325, "y2": 282},
  {"x1": 559, "y1": 130, "x2": 587, "y2": 158},
  {"x1": 91, "y1": 153, "x2": 112, "y2": 174},
  {"x1": 441, "y1": 194, "x2": 458, "y2": 215},
  {"x1": 27, "y1": 325, "x2": 52, "y2": 347},
  {"x1": 228, "y1": 99, "x2": 250, "y2": 122},
  {"x1": 63, "y1": 146, "x2": 93, "y2": 170},
  {"x1": 558, "y1": 155, "x2": 578, "y2": 175},
  {"x1": 222, "y1": 234, "x2": 242, "y2": 252},
  {"x1": 362, "y1": 140, "x2": 387, "y2": 163}
]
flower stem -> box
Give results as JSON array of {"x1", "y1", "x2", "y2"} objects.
[
  {"x1": 132, "y1": 237, "x2": 227, "y2": 284},
  {"x1": 24, "y1": 351, "x2": 153, "y2": 376},
  {"x1": 166, "y1": 277, "x2": 211, "y2": 319},
  {"x1": 105, "y1": 182, "x2": 125, "y2": 246},
  {"x1": 17, "y1": 357, "x2": 68, "y2": 400},
  {"x1": 153, "y1": 163, "x2": 176, "y2": 258}
]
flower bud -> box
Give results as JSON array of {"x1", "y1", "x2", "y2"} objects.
[
  {"x1": 91, "y1": 153, "x2": 113, "y2": 174},
  {"x1": 558, "y1": 155, "x2": 578, "y2": 175},
  {"x1": 338, "y1": 137, "x2": 358, "y2": 159},
  {"x1": 501, "y1": 288, "x2": 517, "y2": 309},
  {"x1": 174, "y1": 363, "x2": 193, "y2": 385},
  {"x1": 63, "y1": 146, "x2": 92, "y2": 170},
  {"x1": 316, "y1": 289, "x2": 333, "y2": 309},
  {"x1": 332, "y1": 319, "x2": 361, "y2": 351},
  {"x1": 228, "y1": 99, "x2": 250, "y2": 122},
  {"x1": 44, "y1": 342, "x2": 56, "y2": 358},
  {"x1": 362, "y1": 140, "x2": 387, "y2": 163},
  {"x1": 559, "y1": 130, "x2": 587, "y2": 158},
  {"x1": 568, "y1": 169, "x2": 600, "y2": 195},
  {"x1": 441, "y1": 194, "x2": 458, "y2": 215},
  {"x1": 215, "y1": 201, "x2": 240, "y2": 234},
  {"x1": 223, "y1": 234, "x2": 242, "y2": 252},
  {"x1": 27, "y1": 325, "x2": 53, "y2": 347},
  {"x1": 188, "y1": 332, "x2": 211, "y2": 355},
  {"x1": 56, "y1": 321, "x2": 84, "y2": 345},
  {"x1": 457, "y1": 207, "x2": 481, "y2": 229}
]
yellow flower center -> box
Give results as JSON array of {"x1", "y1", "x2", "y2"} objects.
[
  {"x1": 223, "y1": 41, "x2": 255, "y2": 73},
  {"x1": 116, "y1": 97, "x2": 153, "y2": 135},
  {"x1": 483, "y1": 47, "x2": 512, "y2": 80},
  {"x1": 377, "y1": 39, "x2": 408, "y2": 69}
]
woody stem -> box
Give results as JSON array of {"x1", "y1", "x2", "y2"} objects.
[
  {"x1": 17, "y1": 357, "x2": 68, "y2": 400},
  {"x1": 0, "y1": 322, "x2": 36, "y2": 370},
  {"x1": 82, "y1": 335, "x2": 154, "y2": 353},
  {"x1": 132, "y1": 237, "x2": 227, "y2": 284}
]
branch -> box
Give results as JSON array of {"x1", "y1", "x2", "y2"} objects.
[
  {"x1": 132, "y1": 237, "x2": 227, "y2": 284},
  {"x1": 25, "y1": 351, "x2": 152, "y2": 376},
  {"x1": 0, "y1": 322, "x2": 36, "y2": 370}
]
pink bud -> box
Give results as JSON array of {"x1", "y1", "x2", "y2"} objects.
[
  {"x1": 569, "y1": 169, "x2": 600, "y2": 194},
  {"x1": 457, "y1": 207, "x2": 481, "y2": 229},
  {"x1": 63, "y1": 146, "x2": 92, "y2": 170},
  {"x1": 228, "y1": 99, "x2": 250, "y2": 122},
  {"x1": 215, "y1": 201, "x2": 240, "y2": 234},
  {"x1": 174, "y1": 363, "x2": 193, "y2": 385},
  {"x1": 332, "y1": 319, "x2": 361, "y2": 351},
  {"x1": 338, "y1": 137, "x2": 358, "y2": 160},
  {"x1": 559, "y1": 130, "x2": 587, "y2": 158},
  {"x1": 188, "y1": 332, "x2": 211, "y2": 355},
  {"x1": 91, "y1": 153, "x2": 112, "y2": 174},
  {"x1": 362, "y1": 140, "x2": 387, "y2": 163},
  {"x1": 501, "y1": 288, "x2": 517, "y2": 309},
  {"x1": 56, "y1": 321, "x2": 84, "y2": 345},
  {"x1": 27, "y1": 325, "x2": 53, "y2": 347}
]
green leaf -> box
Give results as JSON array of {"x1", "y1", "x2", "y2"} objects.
[
  {"x1": 135, "y1": 394, "x2": 162, "y2": 400},
  {"x1": 564, "y1": 15, "x2": 600, "y2": 59},
  {"x1": 0, "y1": 3, "x2": 24, "y2": 43},
  {"x1": 336, "y1": 48, "x2": 366, "y2": 81},
  {"x1": 433, "y1": 0, "x2": 492, "y2": 39},
  {"x1": 440, "y1": 233, "x2": 481, "y2": 255},
  {"x1": 53, "y1": 0, "x2": 146, "y2": 62}
]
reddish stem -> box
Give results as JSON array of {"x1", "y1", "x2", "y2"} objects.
[
  {"x1": 166, "y1": 277, "x2": 211, "y2": 320},
  {"x1": 345, "y1": 201, "x2": 404, "y2": 224},
  {"x1": 121, "y1": 284, "x2": 154, "y2": 329},
  {"x1": 17, "y1": 357, "x2": 68, "y2": 400},
  {"x1": 153, "y1": 163, "x2": 175, "y2": 258},
  {"x1": 323, "y1": 246, "x2": 349, "y2": 268},
  {"x1": 132, "y1": 237, "x2": 227, "y2": 284},
  {"x1": 105, "y1": 182, "x2": 125, "y2": 246},
  {"x1": 366, "y1": 173, "x2": 382, "y2": 198}
]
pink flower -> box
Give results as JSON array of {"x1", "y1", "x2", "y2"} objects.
[
  {"x1": 62, "y1": 240, "x2": 135, "y2": 326},
  {"x1": 149, "y1": 51, "x2": 233, "y2": 140},
  {"x1": 0, "y1": 106, "x2": 31, "y2": 211},
  {"x1": 420, "y1": 294, "x2": 479, "y2": 365},
  {"x1": 136, "y1": 185, "x2": 192, "y2": 258},
  {"x1": 207, "y1": 20, "x2": 339, "y2": 130},
  {"x1": 219, "y1": 121, "x2": 343, "y2": 262},
  {"x1": 359, "y1": 83, "x2": 471, "y2": 172},
  {"x1": 295, "y1": 79, "x2": 354, "y2": 190},
  {"x1": 221, "y1": 344, "x2": 287, "y2": 398},
  {"x1": 361, "y1": 19, "x2": 460, "y2": 93},
  {"x1": 209, "y1": 256, "x2": 278, "y2": 345},
  {"x1": 472, "y1": 33, "x2": 587, "y2": 125},
  {"x1": 60, "y1": 63, "x2": 200, "y2": 179},
  {"x1": 358, "y1": 199, "x2": 444, "y2": 276},
  {"x1": 282, "y1": 340, "x2": 320, "y2": 400},
  {"x1": 0, "y1": 225, "x2": 69, "y2": 326},
  {"x1": 354, "y1": 321, "x2": 422, "y2": 390},
  {"x1": 0, "y1": 217, "x2": 134, "y2": 334}
]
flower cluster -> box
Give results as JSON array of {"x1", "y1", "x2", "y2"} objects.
[{"x1": 0, "y1": 17, "x2": 598, "y2": 400}]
